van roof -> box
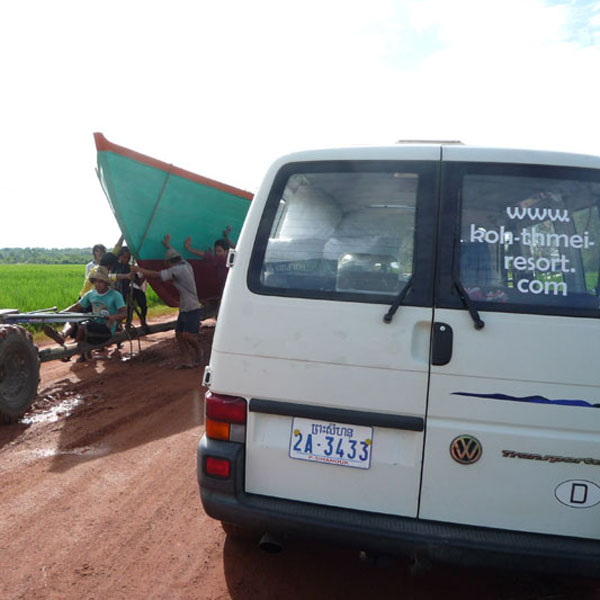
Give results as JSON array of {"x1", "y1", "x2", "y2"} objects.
[{"x1": 273, "y1": 144, "x2": 600, "y2": 170}]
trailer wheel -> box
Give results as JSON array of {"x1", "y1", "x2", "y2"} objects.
[{"x1": 0, "y1": 325, "x2": 40, "y2": 423}]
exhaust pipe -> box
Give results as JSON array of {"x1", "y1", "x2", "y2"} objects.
[{"x1": 259, "y1": 532, "x2": 283, "y2": 554}]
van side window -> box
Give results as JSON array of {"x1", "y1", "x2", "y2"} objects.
[
  {"x1": 460, "y1": 173, "x2": 600, "y2": 311},
  {"x1": 255, "y1": 168, "x2": 420, "y2": 299}
]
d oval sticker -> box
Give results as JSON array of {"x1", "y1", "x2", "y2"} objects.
[{"x1": 555, "y1": 480, "x2": 600, "y2": 509}]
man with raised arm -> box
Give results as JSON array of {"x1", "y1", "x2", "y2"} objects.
[
  {"x1": 131, "y1": 235, "x2": 203, "y2": 369},
  {"x1": 184, "y1": 225, "x2": 236, "y2": 298}
]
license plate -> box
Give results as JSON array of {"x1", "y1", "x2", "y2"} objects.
[{"x1": 289, "y1": 417, "x2": 373, "y2": 469}]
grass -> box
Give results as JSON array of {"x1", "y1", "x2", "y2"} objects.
[
  {"x1": 0, "y1": 264, "x2": 177, "y2": 340},
  {"x1": 0, "y1": 264, "x2": 85, "y2": 313}
]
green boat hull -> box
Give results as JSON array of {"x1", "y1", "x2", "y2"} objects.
[{"x1": 94, "y1": 133, "x2": 252, "y2": 306}]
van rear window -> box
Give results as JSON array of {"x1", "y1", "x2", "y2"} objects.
[
  {"x1": 459, "y1": 172, "x2": 600, "y2": 311},
  {"x1": 254, "y1": 167, "x2": 419, "y2": 299}
]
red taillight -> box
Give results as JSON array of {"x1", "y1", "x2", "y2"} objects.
[
  {"x1": 205, "y1": 392, "x2": 247, "y2": 442},
  {"x1": 205, "y1": 392, "x2": 247, "y2": 424},
  {"x1": 205, "y1": 456, "x2": 230, "y2": 478}
]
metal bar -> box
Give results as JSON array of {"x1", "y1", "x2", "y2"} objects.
[{"x1": 0, "y1": 312, "x2": 95, "y2": 324}]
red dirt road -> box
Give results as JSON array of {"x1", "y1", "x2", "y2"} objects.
[{"x1": 1, "y1": 321, "x2": 599, "y2": 599}]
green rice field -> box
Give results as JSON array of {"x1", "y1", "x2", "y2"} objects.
[{"x1": 0, "y1": 264, "x2": 165, "y2": 314}]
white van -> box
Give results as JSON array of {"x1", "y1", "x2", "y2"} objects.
[{"x1": 197, "y1": 143, "x2": 600, "y2": 573}]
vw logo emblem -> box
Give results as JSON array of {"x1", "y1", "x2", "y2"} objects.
[{"x1": 450, "y1": 435, "x2": 482, "y2": 465}]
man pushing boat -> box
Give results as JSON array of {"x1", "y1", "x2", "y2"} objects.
[{"x1": 131, "y1": 235, "x2": 203, "y2": 369}]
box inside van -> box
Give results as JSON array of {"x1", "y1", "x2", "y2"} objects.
[{"x1": 197, "y1": 143, "x2": 600, "y2": 573}]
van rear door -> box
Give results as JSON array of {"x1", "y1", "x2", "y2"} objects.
[
  {"x1": 420, "y1": 148, "x2": 600, "y2": 539},
  {"x1": 212, "y1": 148, "x2": 440, "y2": 517}
]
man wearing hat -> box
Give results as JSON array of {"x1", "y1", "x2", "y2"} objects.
[
  {"x1": 44, "y1": 266, "x2": 127, "y2": 361},
  {"x1": 131, "y1": 235, "x2": 203, "y2": 369}
]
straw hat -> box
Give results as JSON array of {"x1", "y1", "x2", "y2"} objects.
[
  {"x1": 164, "y1": 248, "x2": 182, "y2": 262},
  {"x1": 89, "y1": 266, "x2": 110, "y2": 284}
]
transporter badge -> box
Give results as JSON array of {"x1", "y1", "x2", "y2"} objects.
[{"x1": 450, "y1": 435, "x2": 482, "y2": 465}]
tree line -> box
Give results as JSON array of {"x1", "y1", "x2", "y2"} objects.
[{"x1": 0, "y1": 248, "x2": 93, "y2": 264}]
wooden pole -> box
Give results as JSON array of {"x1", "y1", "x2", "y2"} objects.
[{"x1": 38, "y1": 320, "x2": 177, "y2": 363}]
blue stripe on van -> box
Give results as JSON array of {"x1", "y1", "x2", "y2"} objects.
[{"x1": 452, "y1": 392, "x2": 600, "y2": 408}]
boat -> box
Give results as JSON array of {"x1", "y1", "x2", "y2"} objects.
[{"x1": 94, "y1": 133, "x2": 253, "y2": 306}]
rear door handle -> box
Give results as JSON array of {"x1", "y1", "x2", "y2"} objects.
[{"x1": 432, "y1": 322, "x2": 453, "y2": 366}]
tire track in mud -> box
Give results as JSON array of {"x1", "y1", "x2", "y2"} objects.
[{"x1": 0, "y1": 327, "x2": 216, "y2": 599}]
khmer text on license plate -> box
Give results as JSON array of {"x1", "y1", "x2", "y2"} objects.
[{"x1": 289, "y1": 417, "x2": 373, "y2": 469}]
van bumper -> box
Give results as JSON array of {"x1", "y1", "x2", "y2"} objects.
[{"x1": 197, "y1": 435, "x2": 600, "y2": 576}]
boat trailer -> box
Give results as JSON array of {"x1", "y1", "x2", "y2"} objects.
[{"x1": 0, "y1": 308, "x2": 176, "y2": 424}]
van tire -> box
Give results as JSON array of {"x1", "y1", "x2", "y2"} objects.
[
  {"x1": 0, "y1": 325, "x2": 40, "y2": 423},
  {"x1": 220, "y1": 521, "x2": 260, "y2": 541}
]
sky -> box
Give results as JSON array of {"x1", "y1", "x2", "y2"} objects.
[{"x1": 2, "y1": 0, "x2": 600, "y2": 249}]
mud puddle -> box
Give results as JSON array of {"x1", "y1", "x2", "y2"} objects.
[{"x1": 21, "y1": 394, "x2": 84, "y2": 424}]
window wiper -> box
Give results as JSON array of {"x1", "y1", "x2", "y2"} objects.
[
  {"x1": 452, "y1": 187, "x2": 484, "y2": 330},
  {"x1": 383, "y1": 275, "x2": 413, "y2": 323},
  {"x1": 454, "y1": 278, "x2": 485, "y2": 330}
]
